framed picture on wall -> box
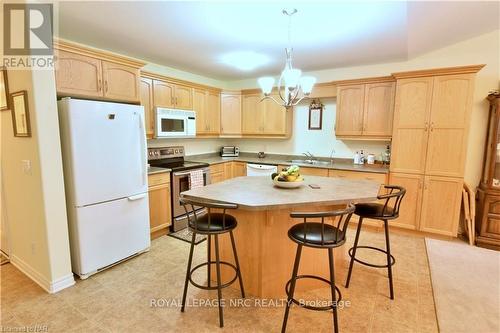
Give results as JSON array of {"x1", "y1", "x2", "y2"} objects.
[
  {"x1": 1, "y1": 67, "x2": 10, "y2": 111},
  {"x1": 11, "y1": 90, "x2": 31, "y2": 137},
  {"x1": 308, "y1": 99, "x2": 323, "y2": 130}
]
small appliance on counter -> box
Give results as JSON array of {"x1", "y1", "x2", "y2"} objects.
[{"x1": 220, "y1": 146, "x2": 240, "y2": 157}]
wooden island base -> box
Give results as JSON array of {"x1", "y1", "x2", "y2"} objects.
[{"x1": 208, "y1": 205, "x2": 347, "y2": 299}]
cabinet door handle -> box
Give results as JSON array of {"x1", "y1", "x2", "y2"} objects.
[
  {"x1": 171, "y1": 97, "x2": 174, "y2": 105},
  {"x1": 97, "y1": 79, "x2": 101, "y2": 92},
  {"x1": 430, "y1": 122, "x2": 434, "y2": 132},
  {"x1": 424, "y1": 122, "x2": 428, "y2": 131},
  {"x1": 418, "y1": 180, "x2": 422, "y2": 189},
  {"x1": 104, "y1": 80, "x2": 108, "y2": 93},
  {"x1": 175, "y1": 97, "x2": 178, "y2": 105}
]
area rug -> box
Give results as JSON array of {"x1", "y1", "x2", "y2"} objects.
[
  {"x1": 168, "y1": 228, "x2": 206, "y2": 245},
  {"x1": 425, "y1": 238, "x2": 500, "y2": 333}
]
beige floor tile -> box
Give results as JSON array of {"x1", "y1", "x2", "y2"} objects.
[{"x1": 0, "y1": 228, "x2": 441, "y2": 332}]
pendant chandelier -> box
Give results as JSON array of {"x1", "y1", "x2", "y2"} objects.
[{"x1": 258, "y1": 9, "x2": 316, "y2": 109}]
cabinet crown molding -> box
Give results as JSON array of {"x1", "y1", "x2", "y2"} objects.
[
  {"x1": 391, "y1": 64, "x2": 485, "y2": 79},
  {"x1": 53, "y1": 38, "x2": 146, "y2": 68},
  {"x1": 333, "y1": 76, "x2": 395, "y2": 86},
  {"x1": 141, "y1": 70, "x2": 221, "y2": 93}
]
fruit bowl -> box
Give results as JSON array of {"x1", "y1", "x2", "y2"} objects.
[{"x1": 273, "y1": 178, "x2": 304, "y2": 189}]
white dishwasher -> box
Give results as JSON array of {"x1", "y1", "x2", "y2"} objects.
[{"x1": 246, "y1": 163, "x2": 278, "y2": 177}]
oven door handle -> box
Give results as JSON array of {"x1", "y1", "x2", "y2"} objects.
[{"x1": 174, "y1": 170, "x2": 209, "y2": 177}]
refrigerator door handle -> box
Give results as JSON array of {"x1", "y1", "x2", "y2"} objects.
[
  {"x1": 138, "y1": 113, "x2": 147, "y2": 186},
  {"x1": 128, "y1": 193, "x2": 147, "y2": 201}
]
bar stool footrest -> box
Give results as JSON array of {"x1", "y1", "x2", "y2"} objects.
[
  {"x1": 189, "y1": 261, "x2": 238, "y2": 290},
  {"x1": 348, "y1": 246, "x2": 395, "y2": 268},
  {"x1": 285, "y1": 275, "x2": 342, "y2": 311}
]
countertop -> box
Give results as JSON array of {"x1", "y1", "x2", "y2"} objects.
[
  {"x1": 185, "y1": 153, "x2": 389, "y2": 174},
  {"x1": 147, "y1": 166, "x2": 171, "y2": 175},
  {"x1": 181, "y1": 175, "x2": 381, "y2": 211}
]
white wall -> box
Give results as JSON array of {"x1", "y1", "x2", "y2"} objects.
[{"x1": 1, "y1": 69, "x2": 74, "y2": 292}]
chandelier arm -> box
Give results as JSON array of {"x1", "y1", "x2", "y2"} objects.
[
  {"x1": 260, "y1": 95, "x2": 282, "y2": 105},
  {"x1": 292, "y1": 96, "x2": 305, "y2": 106},
  {"x1": 277, "y1": 73, "x2": 286, "y2": 103}
]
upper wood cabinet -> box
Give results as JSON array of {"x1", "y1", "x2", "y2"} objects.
[
  {"x1": 242, "y1": 94, "x2": 264, "y2": 135},
  {"x1": 153, "y1": 80, "x2": 193, "y2": 110},
  {"x1": 55, "y1": 50, "x2": 103, "y2": 98},
  {"x1": 153, "y1": 80, "x2": 175, "y2": 108},
  {"x1": 140, "y1": 77, "x2": 155, "y2": 138},
  {"x1": 335, "y1": 84, "x2": 365, "y2": 136},
  {"x1": 424, "y1": 74, "x2": 474, "y2": 178},
  {"x1": 390, "y1": 77, "x2": 434, "y2": 174},
  {"x1": 54, "y1": 41, "x2": 144, "y2": 103},
  {"x1": 362, "y1": 82, "x2": 395, "y2": 136},
  {"x1": 175, "y1": 84, "x2": 193, "y2": 110},
  {"x1": 391, "y1": 72, "x2": 476, "y2": 178},
  {"x1": 206, "y1": 91, "x2": 221, "y2": 134},
  {"x1": 194, "y1": 88, "x2": 220, "y2": 136},
  {"x1": 335, "y1": 78, "x2": 395, "y2": 139},
  {"x1": 220, "y1": 92, "x2": 242, "y2": 136},
  {"x1": 101, "y1": 61, "x2": 140, "y2": 102},
  {"x1": 241, "y1": 93, "x2": 289, "y2": 137}
]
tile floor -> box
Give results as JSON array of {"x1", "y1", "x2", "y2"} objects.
[{"x1": 0, "y1": 225, "x2": 438, "y2": 332}]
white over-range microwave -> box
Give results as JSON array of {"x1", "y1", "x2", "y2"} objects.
[{"x1": 155, "y1": 107, "x2": 196, "y2": 138}]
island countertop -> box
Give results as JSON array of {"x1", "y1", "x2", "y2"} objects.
[{"x1": 181, "y1": 175, "x2": 381, "y2": 210}]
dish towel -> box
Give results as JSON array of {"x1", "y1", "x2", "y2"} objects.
[{"x1": 189, "y1": 169, "x2": 204, "y2": 189}]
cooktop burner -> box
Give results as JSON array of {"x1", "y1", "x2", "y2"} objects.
[{"x1": 147, "y1": 146, "x2": 208, "y2": 172}]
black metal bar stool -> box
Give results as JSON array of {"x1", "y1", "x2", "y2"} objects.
[
  {"x1": 281, "y1": 204, "x2": 356, "y2": 333},
  {"x1": 179, "y1": 197, "x2": 245, "y2": 328},
  {"x1": 345, "y1": 185, "x2": 406, "y2": 300}
]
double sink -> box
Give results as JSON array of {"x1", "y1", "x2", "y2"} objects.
[{"x1": 287, "y1": 159, "x2": 332, "y2": 166}]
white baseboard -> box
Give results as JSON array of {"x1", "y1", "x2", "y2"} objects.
[{"x1": 10, "y1": 254, "x2": 75, "y2": 293}]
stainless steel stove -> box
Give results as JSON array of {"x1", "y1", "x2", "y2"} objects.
[{"x1": 148, "y1": 146, "x2": 210, "y2": 232}]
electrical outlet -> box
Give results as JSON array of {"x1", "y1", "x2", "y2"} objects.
[{"x1": 22, "y1": 160, "x2": 32, "y2": 175}]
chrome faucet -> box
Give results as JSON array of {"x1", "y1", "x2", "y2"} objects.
[
  {"x1": 302, "y1": 151, "x2": 317, "y2": 161},
  {"x1": 330, "y1": 148, "x2": 336, "y2": 164}
]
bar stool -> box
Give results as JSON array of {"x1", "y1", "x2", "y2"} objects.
[
  {"x1": 282, "y1": 204, "x2": 356, "y2": 333},
  {"x1": 345, "y1": 185, "x2": 406, "y2": 300},
  {"x1": 179, "y1": 197, "x2": 245, "y2": 328}
]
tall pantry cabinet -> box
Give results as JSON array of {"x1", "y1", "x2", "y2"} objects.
[{"x1": 389, "y1": 65, "x2": 484, "y2": 236}]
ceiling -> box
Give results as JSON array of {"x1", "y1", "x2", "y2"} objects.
[{"x1": 56, "y1": 1, "x2": 499, "y2": 80}]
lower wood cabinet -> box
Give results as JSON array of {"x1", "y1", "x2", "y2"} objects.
[
  {"x1": 209, "y1": 163, "x2": 225, "y2": 184},
  {"x1": 328, "y1": 169, "x2": 387, "y2": 183},
  {"x1": 389, "y1": 172, "x2": 462, "y2": 236},
  {"x1": 388, "y1": 173, "x2": 423, "y2": 230},
  {"x1": 210, "y1": 162, "x2": 247, "y2": 183},
  {"x1": 232, "y1": 162, "x2": 247, "y2": 177},
  {"x1": 419, "y1": 175, "x2": 463, "y2": 236},
  {"x1": 148, "y1": 173, "x2": 172, "y2": 239},
  {"x1": 279, "y1": 165, "x2": 329, "y2": 177}
]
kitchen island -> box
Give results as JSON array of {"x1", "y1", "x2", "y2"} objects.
[{"x1": 181, "y1": 175, "x2": 381, "y2": 298}]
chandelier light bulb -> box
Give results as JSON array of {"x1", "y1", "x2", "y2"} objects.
[{"x1": 258, "y1": 77, "x2": 275, "y2": 95}]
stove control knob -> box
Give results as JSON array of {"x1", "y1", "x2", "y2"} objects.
[{"x1": 175, "y1": 149, "x2": 179, "y2": 154}]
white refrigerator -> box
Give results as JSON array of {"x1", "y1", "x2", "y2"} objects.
[{"x1": 58, "y1": 98, "x2": 150, "y2": 279}]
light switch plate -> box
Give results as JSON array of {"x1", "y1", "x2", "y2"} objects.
[{"x1": 22, "y1": 160, "x2": 32, "y2": 175}]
